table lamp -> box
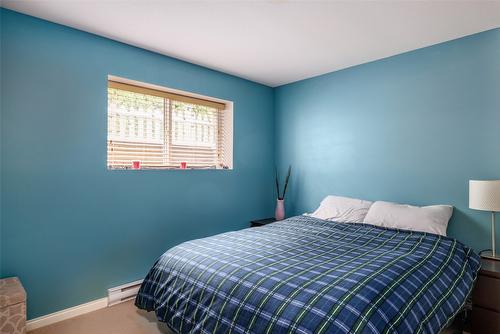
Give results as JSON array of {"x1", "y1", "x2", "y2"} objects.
[{"x1": 469, "y1": 180, "x2": 500, "y2": 260}]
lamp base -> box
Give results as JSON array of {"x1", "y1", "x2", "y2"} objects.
[{"x1": 480, "y1": 251, "x2": 500, "y2": 261}]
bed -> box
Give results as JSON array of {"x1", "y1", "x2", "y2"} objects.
[{"x1": 135, "y1": 215, "x2": 480, "y2": 334}]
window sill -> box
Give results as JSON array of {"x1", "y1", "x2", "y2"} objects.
[{"x1": 107, "y1": 166, "x2": 231, "y2": 170}]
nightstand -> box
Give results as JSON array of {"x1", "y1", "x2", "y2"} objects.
[
  {"x1": 472, "y1": 258, "x2": 500, "y2": 334},
  {"x1": 250, "y1": 218, "x2": 277, "y2": 227}
]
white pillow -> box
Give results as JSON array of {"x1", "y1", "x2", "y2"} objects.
[
  {"x1": 363, "y1": 201, "x2": 453, "y2": 236},
  {"x1": 308, "y1": 195, "x2": 373, "y2": 223}
]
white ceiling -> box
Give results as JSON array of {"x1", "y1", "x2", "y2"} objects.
[{"x1": 2, "y1": 1, "x2": 500, "y2": 87}]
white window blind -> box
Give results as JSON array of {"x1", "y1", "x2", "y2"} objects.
[{"x1": 107, "y1": 81, "x2": 232, "y2": 169}]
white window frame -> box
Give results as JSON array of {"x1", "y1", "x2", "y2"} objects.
[{"x1": 107, "y1": 75, "x2": 233, "y2": 170}]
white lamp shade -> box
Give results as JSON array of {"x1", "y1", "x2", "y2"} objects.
[{"x1": 469, "y1": 180, "x2": 500, "y2": 212}]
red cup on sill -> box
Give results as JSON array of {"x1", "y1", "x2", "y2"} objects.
[
  {"x1": 132, "y1": 161, "x2": 141, "y2": 169},
  {"x1": 180, "y1": 162, "x2": 187, "y2": 169}
]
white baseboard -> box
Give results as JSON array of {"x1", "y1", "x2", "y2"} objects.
[{"x1": 26, "y1": 297, "x2": 108, "y2": 331}]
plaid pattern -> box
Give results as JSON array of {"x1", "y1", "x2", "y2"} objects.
[{"x1": 136, "y1": 215, "x2": 480, "y2": 334}]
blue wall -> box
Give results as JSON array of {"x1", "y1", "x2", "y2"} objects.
[
  {"x1": 275, "y1": 28, "x2": 500, "y2": 254},
  {"x1": 0, "y1": 9, "x2": 275, "y2": 319}
]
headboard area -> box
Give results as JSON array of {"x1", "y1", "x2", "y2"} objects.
[{"x1": 274, "y1": 27, "x2": 500, "y2": 252}]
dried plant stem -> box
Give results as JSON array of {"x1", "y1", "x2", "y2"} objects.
[
  {"x1": 282, "y1": 165, "x2": 291, "y2": 199},
  {"x1": 275, "y1": 168, "x2": 280, "y2": 199},
  {"x1": 275, "y1": 165, "x2": 291, "y2": 200}
]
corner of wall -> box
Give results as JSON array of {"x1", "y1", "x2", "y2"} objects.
[{"x1": 0, "y1": 6, "x2": 4, "y2": 278}]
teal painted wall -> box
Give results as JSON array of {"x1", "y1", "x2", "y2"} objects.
[
  {"x1": 275, "y1": 28, "x2": 500, "y2": 254},
  {"x1": 0, "y1": 9, "x2": 275, "y2": 319}
]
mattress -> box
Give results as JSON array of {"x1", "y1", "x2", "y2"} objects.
[{"x1": 136, "y1": 215, "x2": 480, "y2": 334}]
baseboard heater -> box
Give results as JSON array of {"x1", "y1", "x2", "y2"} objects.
[{"x1": 107, "y1": 279, "x2": 143, "y2": 306}]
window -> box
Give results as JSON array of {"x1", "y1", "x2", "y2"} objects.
[{"x1": 107, "y1": 79, "x2": 232, "y2": 170}]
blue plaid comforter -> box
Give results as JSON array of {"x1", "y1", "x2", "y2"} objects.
[{"x1": 136, "y1": 215, "x2": 480, "y2": 334}]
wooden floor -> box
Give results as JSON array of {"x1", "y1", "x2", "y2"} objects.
[{"x1": 29, "y1": 300, "x2": 173, "y2": 334}]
